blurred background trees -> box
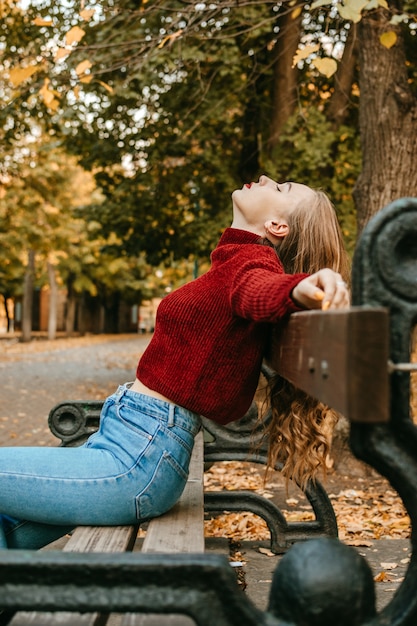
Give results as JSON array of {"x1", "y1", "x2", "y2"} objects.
[{"x1": 1, "y1": 0, "x2": 416, "y2": 338}]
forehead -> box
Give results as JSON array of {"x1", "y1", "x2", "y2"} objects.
[{"x1": 290, "y1": 182, "x2": 316, "y2": 201}]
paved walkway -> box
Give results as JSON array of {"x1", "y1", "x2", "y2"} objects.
[
  {"x1": 0, "y1": 333, "x2": 150, "y2": 447},
  {"x1": 0, "y1": 333, "x2": 412, "y2": 618}
]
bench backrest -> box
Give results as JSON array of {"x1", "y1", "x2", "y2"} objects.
[{"x1": 268, "y1": 307, "x2": 390, "y2": 423}]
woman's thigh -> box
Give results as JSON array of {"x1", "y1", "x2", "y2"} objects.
[
  {"x1": 0, "y1": 387, "x2": 200, "y2": 545},
  {"x1": 0, "y1": 444, "x2": 137, "y2": 525}
]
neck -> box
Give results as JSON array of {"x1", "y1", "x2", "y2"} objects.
[{"x1": 230, "y1": 217, "x2": 264, "y2": 237}]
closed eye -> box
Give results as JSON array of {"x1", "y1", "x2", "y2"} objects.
[{"x1": 277, "y1": 182, "x2": 292, "y2": 192}]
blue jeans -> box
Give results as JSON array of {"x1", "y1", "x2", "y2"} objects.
[{"x1": 0, "y1": 384, "x2": 201, "y2": 549}]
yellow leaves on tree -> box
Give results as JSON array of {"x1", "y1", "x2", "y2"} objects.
[
  {"x1": 311, "y1": 0, "x2": 389, "y2": 22},
  {"x1": 39, "y1": 78, "x2": 60, "y2": 111},
  {"x1": 293, "y1": 45, "x2": 337, "y2": 78},
  {"x1": 75, "y1": 59, "x2": 93, "y2": 83},
  {"x1": 65, "y1": 25, "x2": 86, "y2": 46},
  {"x1": 292, "y1": 44, "x2": 320, "y2": 67},
  {"x1": 313, "y1": 57, "x2": 338, "y2": 78},
  {"x1": 54, "y1": 48, "x2": 70, "y2": 62},
  {"x1": 32, "y1": 17, "x2": 53, "y2": 27},
  {"x1": 8, "y1": 64, "x2": 40, "y2": 87},
  {"x1": 338, "y1": 0, "x2": 370, "y2": 23},
  {"x1": 291, "y1": 6, "x2": 302, "y2": 19},
  {"x1": 158, "y1": 30, "x2": 183, "y2": 49},
  {"x1": 97, "y1": 81, "x2": 114, "y2": 94},
  {"x1": 380, "y1": 31, "x2": 397, "y2": 49},
  {"x1": 80, "y1": 9, "x2": 96, "y2": 21}
]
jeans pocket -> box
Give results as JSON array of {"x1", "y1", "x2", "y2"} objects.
[
  {"x1": 116, "y1": 402, "x2": 158, "y2": 440},
  {"x1": 135, "y1": 450, "x2": 188, "y2": 520}
]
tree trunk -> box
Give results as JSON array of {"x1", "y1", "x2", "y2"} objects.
[
  {"x1": 21, "y1": 249, "x2": 35, "y2": 343},
  {"x1": 47, "y1": 261, "x2": 58, "y2": 341},
  {"x1": 65, "y1": 279, "x2": 77, "y2": 337},
  {"x1": 268, "y1": 7, "x2": 302, "y2": 151},
  {"x1": 1, "y1": 294, "x2": 12, "y2": 333},
  {"x1": 353, "y1": 7, "x2": 417, "y2": 234},
  {"x1": 327, "y1": 24, "x2": 359, "y2": 128}
]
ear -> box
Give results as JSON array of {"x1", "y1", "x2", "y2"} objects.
[{"x1": 264, "y1": 220, "x2": 289, "y2": 241}]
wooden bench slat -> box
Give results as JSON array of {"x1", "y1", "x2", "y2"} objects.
[
  {"x1": 141, "y1": 431, "x2": 204, "y2": 554},
  {"x1": 64, "y1": 524, "x2": 138, "y2": 554},
  {"x1": 269, "y1": 307, "x2": 390, "y2": 423}
]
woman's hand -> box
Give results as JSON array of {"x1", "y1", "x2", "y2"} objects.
[{"x1": 292, "y1": 269, "x2": 350, "y2": 310}]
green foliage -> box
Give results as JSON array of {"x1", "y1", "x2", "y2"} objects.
[
  {"x1": 3, "y1": 0, "x2": 414, "y2": 306},
  {"x1": 262, "y1": 107, "x2": 360, "y2": 253}
]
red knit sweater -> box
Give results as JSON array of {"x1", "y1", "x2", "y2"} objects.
[{"x1": 136, "y1": 228, "x2": 308, "y2": 424}]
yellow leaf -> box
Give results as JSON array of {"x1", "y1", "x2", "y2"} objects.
[
  {"x1": 291, "y1": 6, "x2": 302, "y2": 18},
  {"x1": 338, "y1": 0, "x2": 369, "y2": 22},
  {"x1": 363, "y1": 0, "x2": 379, "y2": 9},
  {"x1": 75, "y1": 59, "x2": 92, "y2": 76},
  {"x1": 292, "y1": 44, "x2": 320, "y2": 67},
  {"x1": 48, "y1": 99, "x2": 59, "y2": 112},
  {"x1": 39, "y1": 78, "x2": 60, "y2": 110},
  {"x1": 54, "y1": 47, "x2": 70, "y2": 61},
  {"x1": 311, "y1": 0, "x2": 333, "y2": 7},
  {"x1": 8, "y1": 65, "x2": 39, "y2": 87},
  {"x1": 380, "y1": 31, "x2": 397, "y2": 49},
  {"x1": 313, "y1": 57, "x2": 338, "y2": 77},
  {"x1": 39, "y1": 78, "x2": 53, "y2": 102},
  {"x1": 33, "y1": 16, "x2": 53, "y2": 26},
  {"x1": 80, "y1": 8, "x2": 95, "y2": 21},
  {"x1": 80, "y1": 74, "x2": 93, "y2": 84},
  {"x1": 65, "y1": 25, "x2": 86, "y2": 45},
  {"x1": 73, "y1": 85, "x2": 80, "y2": 100},
  {"x1": 157, "y1": 29, "x2": 183, "y2": 49},
  {"x1": 390, "y1": 13, "x2": 408, "y2": 25},
  {"x1": 97, "y1": 80, "x2": 114, "y2": 94}
]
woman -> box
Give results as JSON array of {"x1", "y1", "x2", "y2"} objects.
[{"x1": 0, "y1": 175, "x2": 350, "y2": 549}]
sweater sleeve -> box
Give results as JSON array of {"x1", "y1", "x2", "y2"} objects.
[{"x1": 229, "y1": 252, "x2": 309, "y2": 322}]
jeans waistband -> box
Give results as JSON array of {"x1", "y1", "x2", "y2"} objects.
[{"x1": 112, "y1": 383, "x2": 201, "y2": 433}]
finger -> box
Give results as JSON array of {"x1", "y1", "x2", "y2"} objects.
[{"x1": 327, "y1": 281, "x2": 350, "y2": 309}]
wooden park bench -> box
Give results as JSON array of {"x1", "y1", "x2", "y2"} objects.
[{"x1": 1, "y1": 197, "x2": 417, "y2": 626}]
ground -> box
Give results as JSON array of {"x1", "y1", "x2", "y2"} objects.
[{"x1": 0, "y1": 331, "x2": 416, "y2": 613}]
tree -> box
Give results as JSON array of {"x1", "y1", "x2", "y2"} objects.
[
  {"x1": 1, "y1": 0, "x2": 415, "y2": 258},
  {"x1": 0, "y1": 134, "x2": 104, "y2": 338},
  {"x1": 353, "y1": 6, "x2": 417, "y2": 233},
  {"x1": 1, "y1": 1, "x2": 361, "y2": 259}
]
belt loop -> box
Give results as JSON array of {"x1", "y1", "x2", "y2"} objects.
[
  {"x1": 115, "y1": 385, "x2": 123, "y2": 404},
  {"x1": 115, "y1": 384, "x2": 129, "y2": 404},
  {"x1": 168, "y1": 404, "x2": 175, "y2": 427}
]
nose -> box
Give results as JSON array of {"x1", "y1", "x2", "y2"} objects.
[{"x1": 259, "y1": 175, "x2": 273, "y2": 186}]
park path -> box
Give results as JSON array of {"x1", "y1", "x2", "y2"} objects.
[{"x1": 0, "y1": 333, "x2": 150, "y2": 447}]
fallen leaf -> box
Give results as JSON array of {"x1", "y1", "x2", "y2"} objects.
[
  {"x1": 345, "y1": 539, "x2": 374, "y2": 548},
  {"x1": 258, "y1": 547, "x2": 276, "y2": 557}
]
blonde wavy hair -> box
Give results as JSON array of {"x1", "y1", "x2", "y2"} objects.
[{"x1": 262, "y1": 189, "x2": 351, "y2": 489}]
